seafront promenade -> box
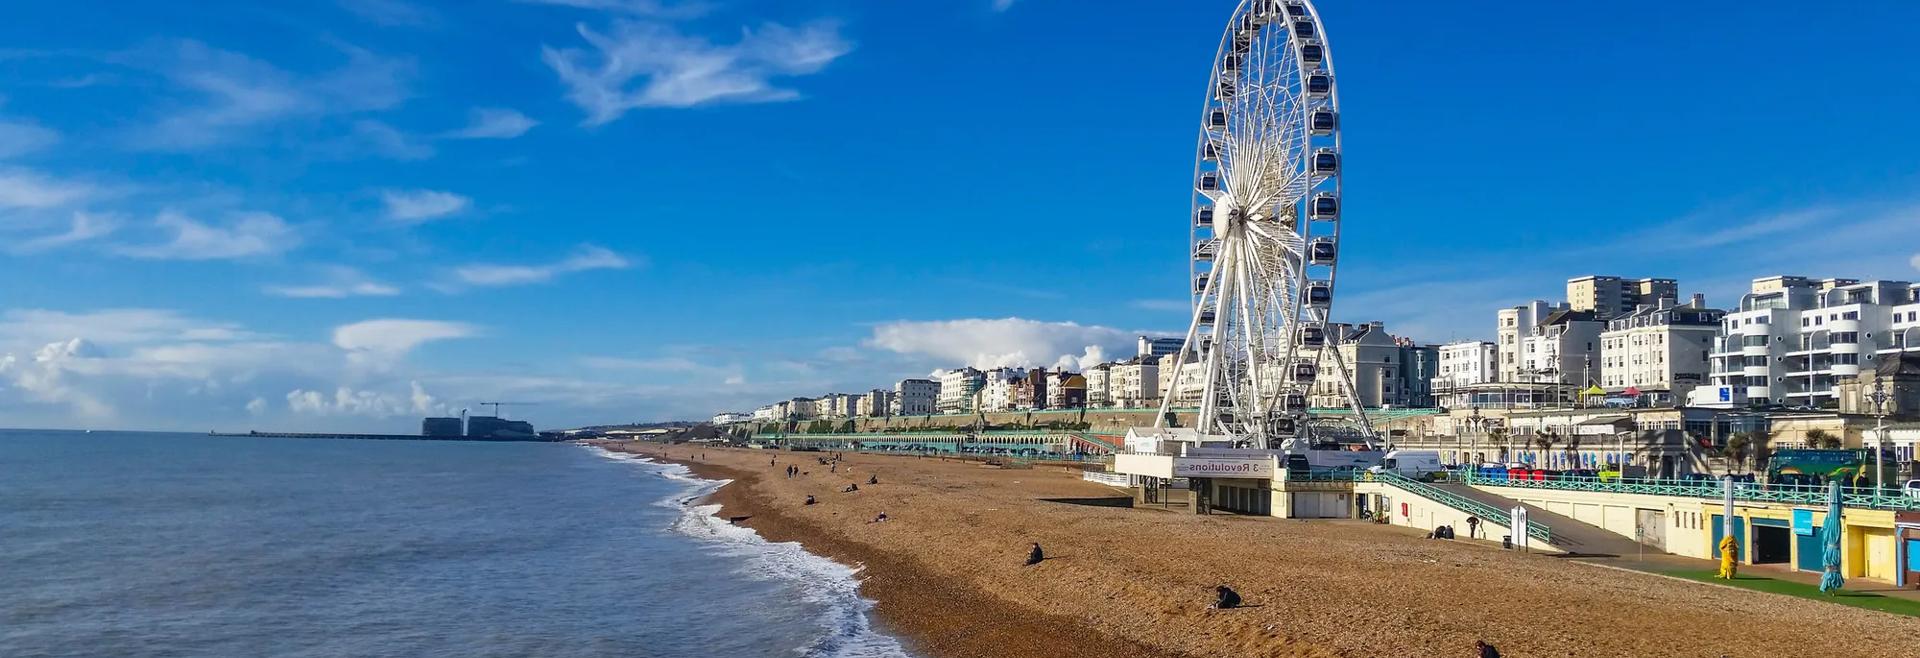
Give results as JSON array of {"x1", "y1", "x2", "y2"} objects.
[{"x1": 611, "y1": 442, "x2": 1920, "y2": 658}]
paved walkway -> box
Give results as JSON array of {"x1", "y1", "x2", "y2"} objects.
[{"x1": 1431, "y1": 482, "x2": 1644, "y2": 556}]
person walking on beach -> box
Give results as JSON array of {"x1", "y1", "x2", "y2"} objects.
[
  {"x1": 1466, "y1": 515, "x2": 1480, "y2": 539},
  {"x1": 1024, "y1": 542, "x2": 1045, "y2": 566}
]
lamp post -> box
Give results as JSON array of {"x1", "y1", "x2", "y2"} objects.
[{"x1": 1866, "y1": 379, "x2": 1892, "y2": 498}]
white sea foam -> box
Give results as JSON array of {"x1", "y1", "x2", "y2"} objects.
[{"x1": 583, "y1": 446, "x2": 916, "y2": 658}]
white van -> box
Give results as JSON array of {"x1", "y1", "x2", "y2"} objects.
[{"x1": 1370, "y1": 450, "x2": 1446, "y2": 480}]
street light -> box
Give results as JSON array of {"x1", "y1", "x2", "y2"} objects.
[{"x1": 1866, "y1": 379, "x2": 1892, "y2": 497}]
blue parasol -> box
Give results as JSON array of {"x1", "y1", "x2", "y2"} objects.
[{"x1": 1819, "y1": 480, "x2": 1845, "y2": 594}]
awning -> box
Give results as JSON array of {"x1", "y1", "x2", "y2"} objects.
[{"x1": 1581, "y1": 385, "x2": 1605, "y2": 396}]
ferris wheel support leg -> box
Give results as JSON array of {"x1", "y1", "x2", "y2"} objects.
[
  {"x1": 1158, "y1": 232, "x2": 1230, "y2": 430},
  {"x1": 1232, "y1": 234, "x2": 1267, "y2": 436},
  {"x1": 1195, "y1": 238, "x2": 1239, "y2": 435},
  {"x1": 1325, "y1": 346, "x2": 1379, "y2": 449}
]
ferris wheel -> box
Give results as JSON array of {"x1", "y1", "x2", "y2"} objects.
[{"x1": 1157, "y1": 0, "x2": 1370, "y2": 446}]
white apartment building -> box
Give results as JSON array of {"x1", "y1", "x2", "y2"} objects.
[
  {"x1": 893, "y1": 378, "x2": 939, "y2": 416},
  {"x1": 1598, "y1": 299, "x2": 1723, "y2": 402},
  {"x1": 1436, "y1": 341, "x2": 1497, "y2": 390},
  {"x1": 937, "y1": 367, "x2": 985, "y2": 414},
  {"x1": 977, "y1": 367, "x2": 1027, "y2": 413},
  {"x1": 1710, "y1": 276, "x2": 1920, "y2": 407},
  {"x1": 861, "y1": 389, "x2": 893, "y2": 418},
  {"x1": 1084, "y1": 364, "x2": 1112, "y2": 407},
  {"x1": 711, "y1": 412, "x2": 751, "y2": 425},
  {"x1": 751, "y1": 405, "x2": 779, "y2": 422},
  {"x1": 1520, "y1": 309, "x2": 1604, "y2": 387},
  {"x1": 1156, "y1": 356, "x2": 1205, "y2": 407},
  {"x1": 1111, "y1": 357, "x2": 1162, "y2": 408},
  {"x1": 1308, "y1": 322, "x2": 1422, "y2": 408},
  {"x1": 1498, "y1": 300, "x2": 1568, "y2": 382}
]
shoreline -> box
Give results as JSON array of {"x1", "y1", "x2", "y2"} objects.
[{"x1": 636, "y1": 447, "x2": 1178, "y2": 658}]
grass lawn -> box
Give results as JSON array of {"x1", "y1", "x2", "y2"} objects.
[{"x1": 1659, "y1": 569, "x2": 1920, "y2": 617}]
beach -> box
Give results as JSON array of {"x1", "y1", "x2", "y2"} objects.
[{"x1": 608, "y1": 443, "x2": 1920, "y2": 658}]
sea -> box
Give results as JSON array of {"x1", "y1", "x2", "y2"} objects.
[{"x1": 0, "y1": 430, "x2": 916, "y2": 658}]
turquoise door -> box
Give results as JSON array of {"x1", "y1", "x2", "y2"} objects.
[
  {"x1": 1797, "y1": 529, "x2": 1824, "y2": 572},
  {"x1": 1710, "y1": 515, "x2": 1747, "y2": 562},
  {"x1": 1907, "y1": 539, "x2": 1920, "y2": 571}
]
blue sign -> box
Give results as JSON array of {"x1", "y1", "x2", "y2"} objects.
[
  {"x1": 1719, "y1": 387, "x2": 1732, "y2": 402},
  {"x1": 1792, "y1": 509, "x2": 1814, "y2": 536}
]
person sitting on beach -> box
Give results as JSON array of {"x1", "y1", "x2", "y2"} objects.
[
  {"x1": 804, "y1": 495, "x2": 817, "y2": 506},
  {"x1": 1024, "y1": 542, "x2": 1045, "y2": 566},
  {"x1": 867, "y1": 475, "x2": 878, "y2": 485},
  {"x1": 842, "y1": 483, "x2": 859, "y2": 493},
  {"x1": 1207, "y1": 585, "x2": 1242, "y2": 610},
  {"x1": 1474, "y1": 640, "x2": 1501, "y2": 658},
  {"x1": 868, "y1": 512, "x2": 888, "y2": 524}
]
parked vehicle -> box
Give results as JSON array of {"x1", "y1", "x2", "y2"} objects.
[
  {"x1": 1369, "y1": 450, "x2": 1447, "y2": 480},
  {"x1": 1903, "y1": 479, "x2": 1920, "y2": 500}
]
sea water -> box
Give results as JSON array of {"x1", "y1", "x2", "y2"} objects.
[{"x1": 0, "y1": 430, "x2": 914, "y2": 658}]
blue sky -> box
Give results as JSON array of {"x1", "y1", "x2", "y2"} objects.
[{"x1": 2, "y1": 0, "x2": 1918, "y2": 431}]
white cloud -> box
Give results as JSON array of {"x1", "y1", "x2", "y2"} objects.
[
  {"x1": 0, "y1": 338, "x2": 115, "y2": 420},
  {"x1": 264, "y1": 266, "x2": 401, "y2": 298},
  {"x1": 286, "y1": 380, "x2": 444, "y2": 417},
  {"x1": 346, "y1": 119, "x2": 434, "y2": 160},
  {"x1": 381, "y1": 188, "x2": 470, "y2": 223},
  {"x1": 992, "y1": 0, "x2": 1017, "y2": 11},
  {"x1": 1911, "y1": 252, "x2": 1920, "y2": 273},
  {"x1": 446, "y1": 107, "x2": 538, "y2": 139},
  {"x1": 0, "y1": 118, "x2": 59, "y2": 158},
  {"x1": 541, "y1": 19, "x2": 852, "y2": 125},
  {"x1": 865, "y1": 317, "x2": 1139, "y2": 370},
  {"x1": 0, "y1": 168, "x2": 93, "y2": 209},
  {"x1": 9, "y1": 212, "x2": 118, "y2": 254},
  {"x1": 331, "y1": 318, "x2": 478, "y2": 365},
  {"x1": 246, "y1": 396, "x2": 269, "y2": 415},
  {"x1": 116, "y1": 210, "x2": 297, "y2": 260},
  {"x1": 0, "y1": 308, "x2": 256, "y2": 346},
  {"x1": 131, "y1": 40, "x2": 412, "y2": 150},
  {"x1": 452, "y1": 244, "x2": 632, "y2": 287}
]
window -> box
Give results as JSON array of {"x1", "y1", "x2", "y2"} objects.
[
  {"x1": 1843, "y1": 311, "x2": 1858, "y2": 320},
  {"x1": 1835, "y1": 353, "x2": 1859, "y2": 366},
  {"x1": 1832, "y1": 331, "x2": 1858, "y2": 344}
]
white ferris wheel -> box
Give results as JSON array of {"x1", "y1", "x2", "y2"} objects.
[{"x1": 1157, "y1": 0, "x2": 1372, "y2": 447}]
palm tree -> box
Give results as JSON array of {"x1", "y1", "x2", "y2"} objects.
[
  {"x1": 1488, "y1": 427, "x2": 1510, "y2": 464},
  {"x1": 1534, "y1": 429, "x2": 1559, "y2": 466},
  {"x1": 1747, "y1": 429, "x2": 1775, "y2": 473},
  {"x1": 1563, "y1": 434, "x2": 1584, "y2": 470},
  {"x1": 1805, "y1": 429, "x2": 1840, "y2": 450},
  {"x1": 1726, "y1": 432, "x2": 1754, "y2": 474}
]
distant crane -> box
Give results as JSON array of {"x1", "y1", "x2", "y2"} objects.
[{"x1": 477, "y1": 402, "x2": 537, "y2": 418}]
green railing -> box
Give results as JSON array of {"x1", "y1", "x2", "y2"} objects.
[
  {"x1": 1372, "y1": 472, "x2": 1553, "y2": 544},
  {"x1": 1468, "y1": 474, "x2": 1920, "y2": 512}
]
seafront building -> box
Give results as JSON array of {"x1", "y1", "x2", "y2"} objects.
[
  {"x1": 1567, "y1": 275, "x2": 1679, "y2": 320},
  {"x1": 978, "y1": 367, "x2": 1028, "y2": 413},
  {"x1": 1497, "y1": 300, "x2": 1568, "y2": 383},
  {"x1": 1708, "y1": 276, "x2": 1920, "y2": 407},
  {"x1": 1138, "y1": 335, "x2": 1184, "y2": 358},
  {"x1": 937, "y1": 368, "x2": 985, "y2": 413},
  {"x1": 861, "y1": 389, "x2": 894, "y2": 418},
  {"x1": 1598, "y1": 298, "x2": 1724, "y2": 405},
  {"x1": 1305, "y1": 322, "x2": 1437, "y2": 408},
  {"x1": 1085, "y1": 363, "x2": 1113, "y2": 407},
  {"x1": 1436, "y1": 341, "x2": 1497, "y2": 391},
  {"x1": 1046, "y1": 370, "x2": 1088, "y2": 409},
  {"x1": 710, "y1": 412, "x2": 751, "y2": 425},
  {"x1": 893, "y1": 378, "x2": 939, "y2": 416}
]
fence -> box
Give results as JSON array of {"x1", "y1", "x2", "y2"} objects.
[
  {"x1": 1083, "y1": 471, "x2": 1131, "y2": 486},
  {"x1": 1372, "y1": 471, "x2": 1553, "y2": 544},
  {"x1": 1468, "y1": 473, "x2": 1920, "y2": 512}
]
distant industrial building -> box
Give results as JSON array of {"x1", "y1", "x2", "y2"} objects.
[
  {"x1": 466, "y1": 415, "x2": 535, "y2": 439},
  {"x1": 422, "y1": 417, "x2": 464, "y2": 437},
  {"x1": 1138, "y1": 335, "x2": 1184, "y2": 358}
]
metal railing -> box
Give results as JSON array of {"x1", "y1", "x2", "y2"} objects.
[
  {"x1": 1467, "y1": 473, "x2": 1920, "y2": 511},
  {"x1": 1371, "y1": 472, "x2": 1553, "y2": 543}
]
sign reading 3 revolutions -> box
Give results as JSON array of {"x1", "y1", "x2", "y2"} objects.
[{"x1": 1172, "y1": 457, "x2": 1275, "y2": 479}]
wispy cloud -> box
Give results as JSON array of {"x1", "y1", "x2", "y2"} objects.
[
  {"x1": 9, "y1": 212, "x2": 118, "y2": 254},
  {"x1": 991, "y1": 0, "x2": 1017, "y2": 12},
  {"x1": 332, "y1": 318, "x2": 478, "y2": 364},
  {"x1": 128, "y1": 39, "x2": 412, "y2": 150},
  {"x1": 541, "y1": 19, "x2": 852, "y2": 125},
  {"x1": 381, "y1": 188, "x2": 470, "y2": 224},
  {"x1": 0, "y1": 168, "x2": 93, "y2": 209},
  {"x1": 344, "y1": 119, "x2": 434, "y2": 160},
  {"x1": 445, "y1": 107, "x2": 538, "y2": 139},
  {"x1": 0, "y1": 117, "x2": 59, "y2": 158},
  {"x1": 451, "y1": 244, "x2": 633, "y2": 287},
  {"x1": 115, "y1": 211, "x2": 297, "y2": 260},
  {"x1": 264, "y1": 266, "x2": 401, "y2": 298}
]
